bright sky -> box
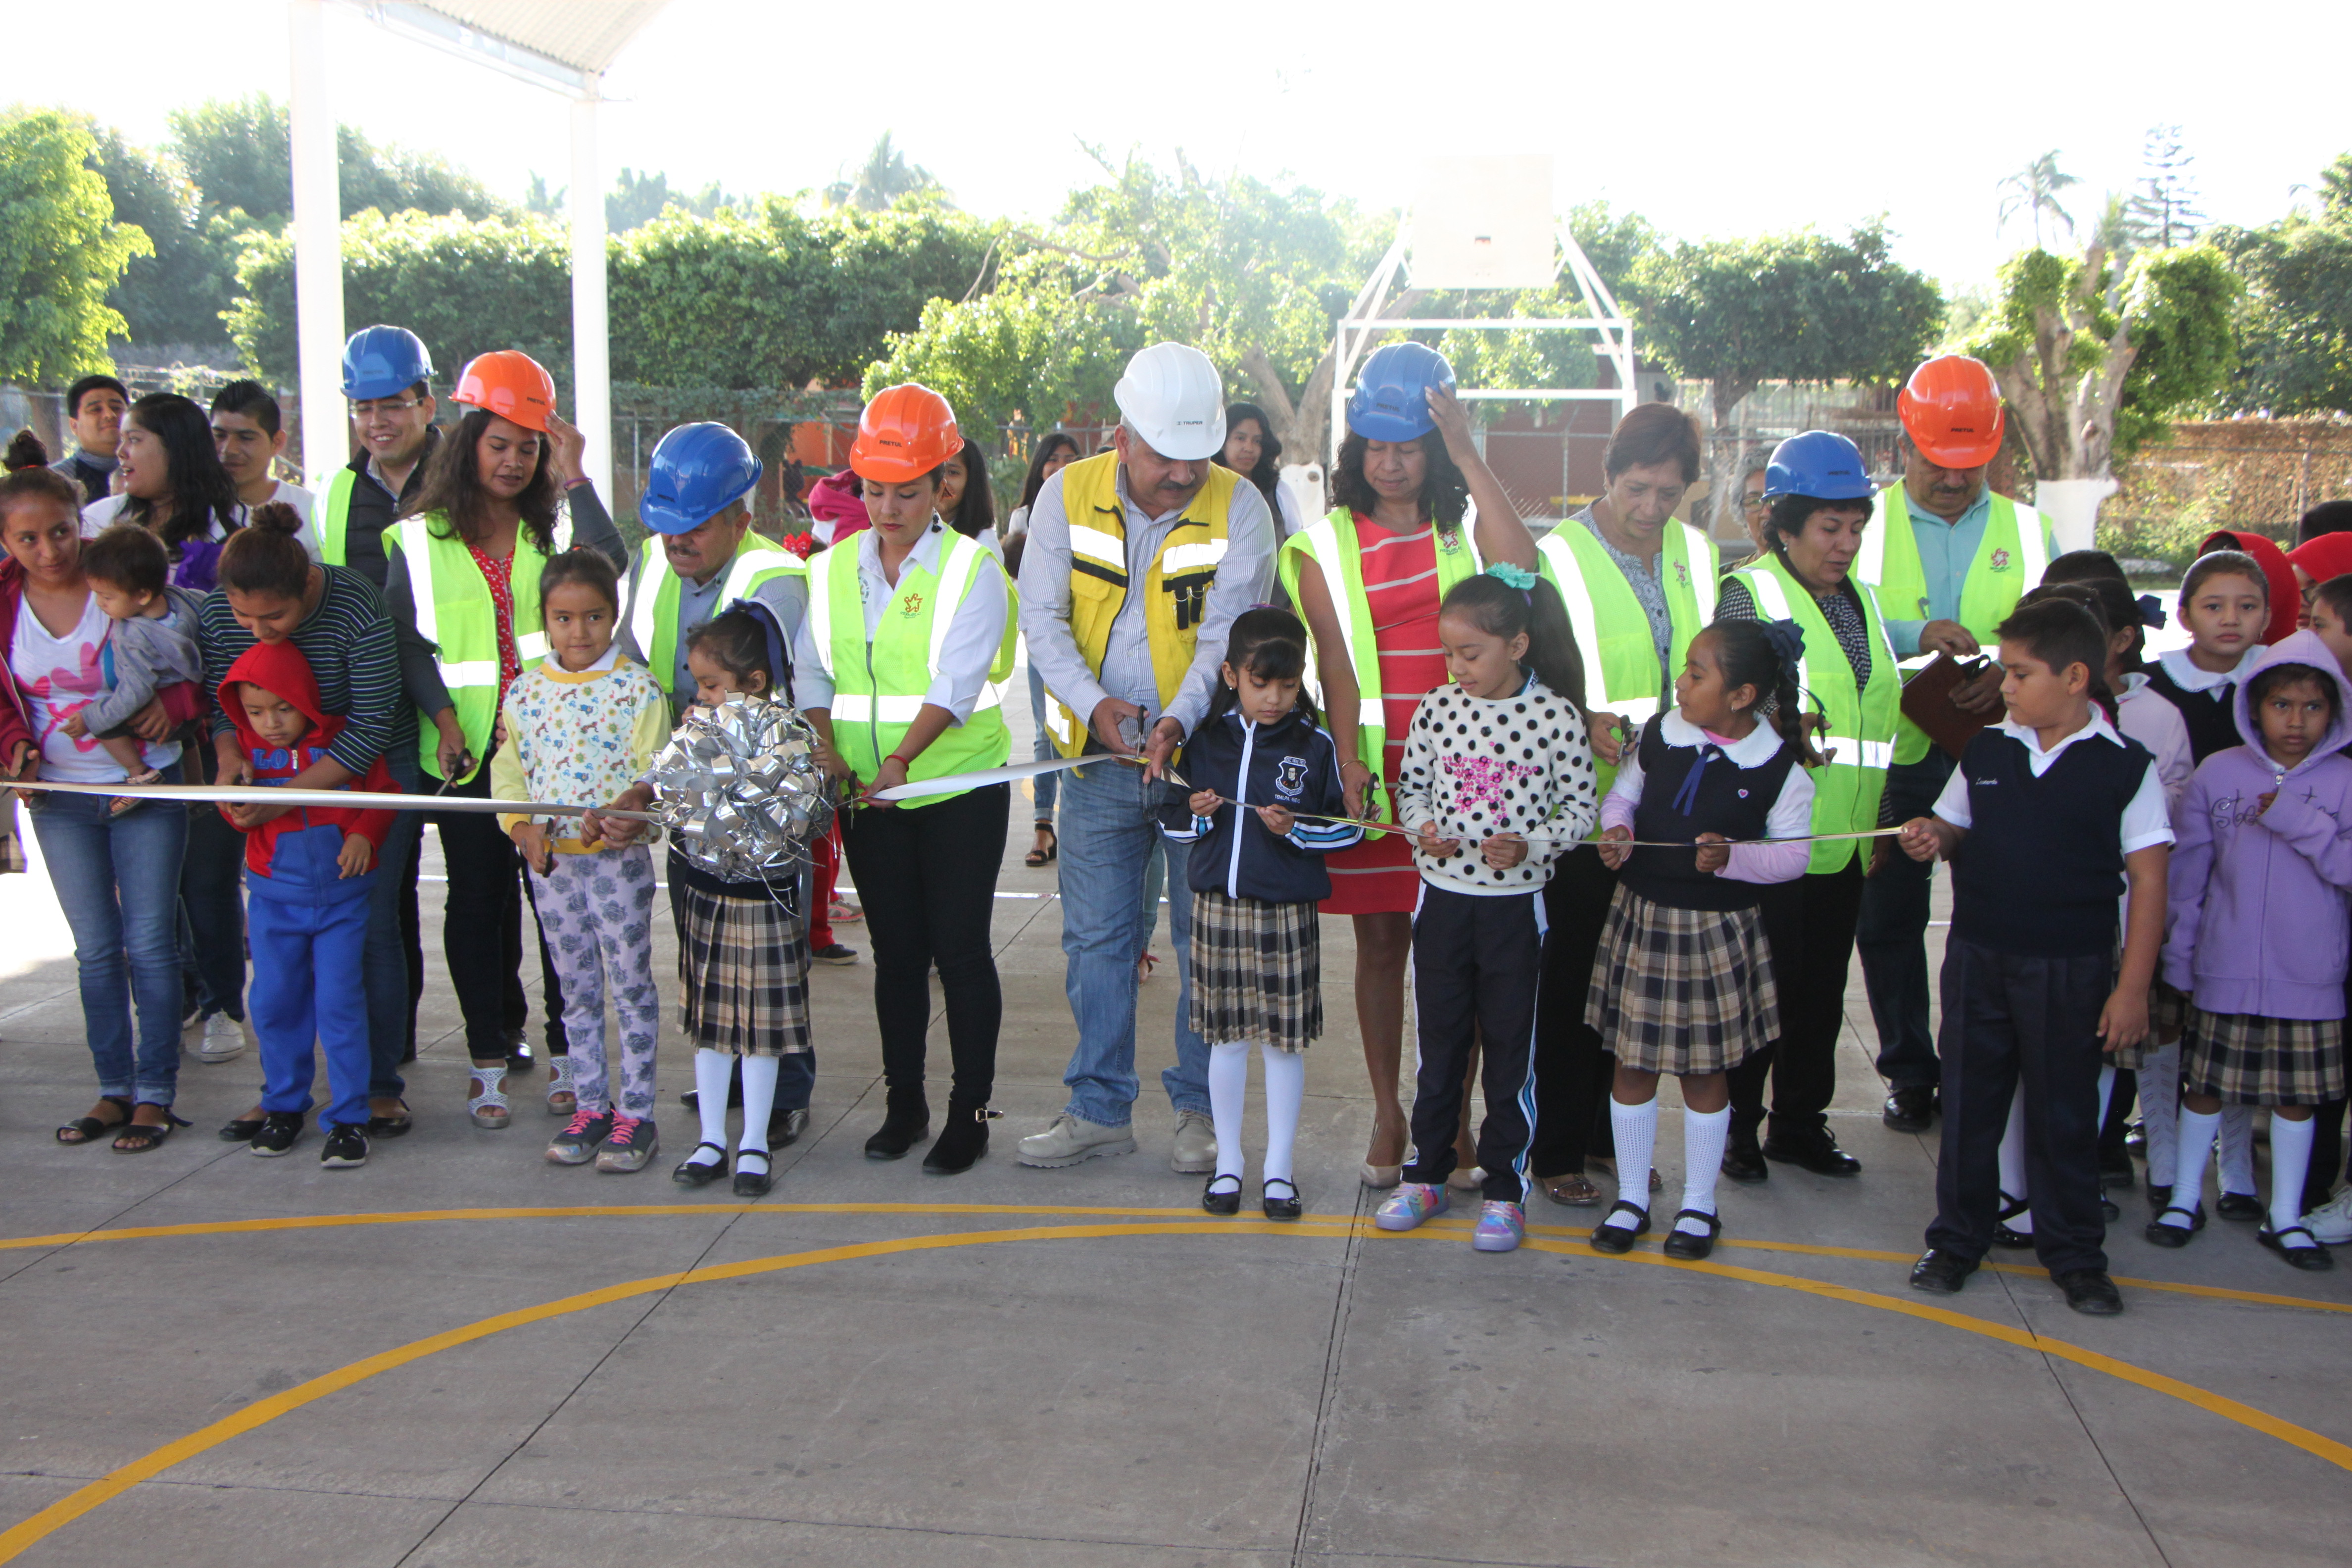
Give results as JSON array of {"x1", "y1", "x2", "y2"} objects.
[{"x1": 20, "y1": 0, "x2": 2348, "y2": 298}]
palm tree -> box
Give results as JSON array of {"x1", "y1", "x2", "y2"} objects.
[
  {"x1": 1996, "y1": 151, "x2": 2081, "y2": 249},
  {"x1": 824, "y1": 132, "x2": 946, "y2": 212}
]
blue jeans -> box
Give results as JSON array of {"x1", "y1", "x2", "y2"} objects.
[
  {"x1": 1026, "y1": 662, "x2": 1058, "y2": 820},
  {"x1": 365, "y1": 752, "x2": 424, "y2": 1099},
  {"x1": 1055, "y1": 759, "x2": 1207, "y2": 1126},
  {"x1": 29, "y1": 767, "x2": 189, "y2": 1105}
]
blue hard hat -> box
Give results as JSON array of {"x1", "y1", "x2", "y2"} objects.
[
  {"x1": 639, "y1": 423, "x2": 764, "y2": 535},
  {"x1": 341, "y1": 325, "x2": 434, "y2": 400},
  {"x1": 1347, "y1": 342, "x2": 1456, "y2": 442},
  {"x1": 1763, "y1": 430, "x2": 1874, "y2": 502}
]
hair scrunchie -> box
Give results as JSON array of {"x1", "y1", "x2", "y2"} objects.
[
  {"x1": 1485, "y1": 562, "x2": 1538, "y2": 591},
  {"x1": 1760, "y1": 617, "x2": 1807, "y2": 680}
]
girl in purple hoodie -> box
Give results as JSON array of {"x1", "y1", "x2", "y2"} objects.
[{"x1": 2157, "y1": 631, "x2": 2352, "y2": 1271}]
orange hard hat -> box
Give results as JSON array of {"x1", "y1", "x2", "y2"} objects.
[
  {"x1": 850, "y1": 383, "x2": 961, "y2": 483},
  {"x1": 1896, "y1": 354, "x2": 2005, "y2": 469},
  {"x1": 451, "y1": 350, "x2": 557, "y2": 433}
]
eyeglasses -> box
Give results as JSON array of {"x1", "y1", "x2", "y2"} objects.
[
  {"x1": 1742, "y1": 494, "x2": 1770, "y2": 510},
  {"x1": 351, "y1": 398, "x2": 425, "y2": 419}
]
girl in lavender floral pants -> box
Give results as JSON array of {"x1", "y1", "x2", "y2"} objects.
[{"x1": 531, "y1": 844, "x2": 662, "y2": 1121}]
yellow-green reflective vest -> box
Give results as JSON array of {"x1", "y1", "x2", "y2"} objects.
[
  {"x1": 627, "y1": 538, "x2": 807, "y2": 710},
  {"x1": 316, "y1": 469, "x2": 358, "y2": 567},
  {"x1": 1535, "y1": 516, "x2": 1718, "y2": 829},
  {"x1": 805, "y1": 529, "x2": 1018, "y2": 807},
  {"x1": 1277, "y1": 507, "x2": 1482, "y2": 823},
  {"x1": 385, "y1": 514, "x2": 548, "y2": 784},
  {"x1": 1852, "y1": 484, "x2": 2052, "y2": 765},
  {"x1": 1725, "y1": 558, "x2": 1899, "y2": 874}
]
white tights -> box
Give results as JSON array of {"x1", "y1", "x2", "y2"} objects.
[
  {"x1": 1207, "y1": 1041, "x2": 1305, "y2": 1187},
  {"x1": 687, "y1": 1049, "x2": 778, "y2": 1170}
]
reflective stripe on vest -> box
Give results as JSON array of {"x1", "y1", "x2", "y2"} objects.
[
  {"x1": 1733, "y1": 561, "x2": 1900, "y2": 872},
  {"x1": 1276, "y1": 507, "x2": 1481, "y2": 822},
  {"x1": 1856, "y1": 484, "x2": 2050, "y2": 763},
  {"x1": 626, "y1": 540, "x2": 807, "y2": 699},
  {"x1": 806, "y1": 529, "x2": 1014, "y2": 804},
  {"x1": 1041, "y1": 452, "x2": 1236, "y2": 758},
  {"x1": 388, "y1": 514, "x2": 548, "y2": 783},
  {"x1": 317, "y1": 469, "x2": 358, "y2": 567}
]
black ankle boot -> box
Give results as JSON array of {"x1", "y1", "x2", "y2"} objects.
[
  {"x1": 922, "y1": 1103, "x2": 995, "y2": 1175},
  {"x1": 864, "y1": 1092, "x2": 931, "y2": 1160}
]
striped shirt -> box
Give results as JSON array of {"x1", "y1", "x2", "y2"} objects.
[
  {"x1": 1357, "y1": 519, "x2": 1448, "y2": 775},
  {"x1": 199, "y1": 565, "x2": 414, "y2": 776}
]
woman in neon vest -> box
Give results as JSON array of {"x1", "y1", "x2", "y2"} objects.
[
  {"x1": 795, "y1": 384, "x2": 1017, "y2": 1176},
  {"x1": 1280, "y1": 343, "x2": 1540, "y2": 1187},
  {"x1": 1715, "y1": 431, "x2": 1898, "y2": 1186},
  {"x1": 385, "y1": 350, "x2": 623, "y2": 1129}
]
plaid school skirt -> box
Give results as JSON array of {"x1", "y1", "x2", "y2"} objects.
[
  {"x1": 1188, "y1": 888, "x2": 1322, "y2": 1053},
  {"x1": 2115, "y1": 983, "x2": 2192, "y2": 1071},
  {"x1": 1585, "y1": 885, "x2": 1778, "y2": 1075},
  {"x1": 678, "y1": 879, "x2": 812, "y2": 1058},
  {"x1": 2181, "y1": 1007, "x2": 2346, "y2": 1106}
]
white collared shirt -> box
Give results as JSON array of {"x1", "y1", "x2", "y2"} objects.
[
  {"x1": 1931, "y1": 710, "x2": 2174, "y2": 852},
  {"x1": 790, "y1": 519, "x2": 1009, "y2": 723},
  {"x1": 2156, "y1": 644, "x2": 2263, "y2": 693}
]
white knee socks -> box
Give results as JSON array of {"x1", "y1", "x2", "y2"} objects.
[
  {"x1": 1606, "y1": 1098, "x2": 1658, "y2": 1227},
  {"x1": 1208, "y1": 1042, "x2": 1249, "y2": 1183},
  {"x1": 2166, "y1": 1105, "x2": 2222, "y2": 1225},
  {"x1": 690, "y1": 1048, "x2": 732, "y2": 1166},
  {"x1": 1261, "y1": 1046, "x2": 1304, "y2": 1186},
  {"x1": 2139, "y1": 1043, "x2": 2180, "y2": 1186},
  {"x1": 2269, "y1": 1115, "x2": 2317, "y2": 1237},
  {"x1": 1207, "y1": 1041, "x2": 1307, "y2": 1187},
  {"x1": 738, "y1": 1055, "x2": 780, "y2": 1165},
  {"x1": 1678, "y1": 1106, "x2": 1729, "y2": 1233},
  {"x1": 2218, "y1": 1105, "x2": 2257, "y2": 1197}
]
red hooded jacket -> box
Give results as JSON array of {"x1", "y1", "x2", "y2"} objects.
[{"x1": 220, "y1": 638, "x2": 396, "y2": 878}]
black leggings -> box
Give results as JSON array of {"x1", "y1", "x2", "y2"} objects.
[
  {"x1": 1733, "y1": 861, "x2": 1866, "y2": 1139},
  {"x1": 838, "y1": 783, "x2": 1010, "y2": 1105}
]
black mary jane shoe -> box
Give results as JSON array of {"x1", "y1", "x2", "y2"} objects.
[
  {"x1": 1993, "y1": 1193, "x2": 2036, "y2": 1250},
  {"x1": 2055, "y1": 1268, "x2": 2124, "y2": 1316},
  {"x1": 218, "y1": 1113, "x2": 266, "y2": 1143},
  {"x1": 1588, "y1": 1199, "x2": 1650, "y2": 1255},
  {"x1": 732, "y1": 1150, "x2": 774, "y2": 1198},
  {"x1": 2258, "y1": 1224, "x2": 2336, "y2": 1273},
  {"x1": 1261, "y1": 1178, "x2": 1303, "y2": 1222},
  {"x1": 2217, "y1": 1192, "x2": 2264, "y2": 1223},
  {"x1": 1201, "y1": 1175, "x2": 1243, "y2": 1216},
  {"x1": 1661, "y1": 1208, "x2": 1722, "y2": 1261},
  {"x1": 2143, "y1": 1204, "x2": 2205, "y2": 1247},
  {"x1": 672, "y1": 1142, "x2": 730, "y2": 1189}
]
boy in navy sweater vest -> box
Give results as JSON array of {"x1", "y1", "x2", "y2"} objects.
[{"x1": 1897, "y1": 599, "x2": 2173, "y2": 1316}]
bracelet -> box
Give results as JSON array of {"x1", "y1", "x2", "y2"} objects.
[
  {"x1": 886, "y1": 752, "x2": 916, "y2": 770},
  {"x1": 563, "y1": 476, "x2": 592, "y2": 491}
]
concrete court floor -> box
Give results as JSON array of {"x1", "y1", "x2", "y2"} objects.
[{"x1": 2, "y1": 688, "x2": 2350, "y2": 1568}]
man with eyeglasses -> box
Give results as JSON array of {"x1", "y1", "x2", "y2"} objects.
[
  {"x1": 1738, "y1": 464, "x2": 1771, "y2": 555},
  {"x1": 315, "y1": 325, "x2": 441, "y2": 587}
]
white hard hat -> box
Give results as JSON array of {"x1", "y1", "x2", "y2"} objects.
[{"x1": 1114, "y1": 342, "x2": 1226, "y2": 461}]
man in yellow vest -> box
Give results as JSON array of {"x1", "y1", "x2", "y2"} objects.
[
  {"x1": 314, "y1": 325, "x2": 440, "y2": 588},
  {"x1": 1852, "y1": 354, "x2": 2057, "y2": 1135},
  {"x1": 1528, "y1": 402, "x2": 1719, "y2": 1206},
  {"x1": 1014, "y1": 342, "x2": 1276, "y2": 1172}
]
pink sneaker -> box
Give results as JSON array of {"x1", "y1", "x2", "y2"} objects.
[
  {"x1": 1374, "y1": 1182, "x2": 1450, "y2": 1232},
  {"x1": 1472, "y1": 1200, "x2": 1525, "y2": 1252},
  {"x1": 595, "y1": 1114, "x2": 659, "y2": 1174}
]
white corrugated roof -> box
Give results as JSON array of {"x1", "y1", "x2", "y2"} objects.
[{"x1": 359, "y1": 1, "x2": 670, "y2": 85}]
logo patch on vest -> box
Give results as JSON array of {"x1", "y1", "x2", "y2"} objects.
[
  {"x1": 1990, "y1": 548, "x2": 2012, "y2": 572},
  {"x1": 899, "y1": 590, "x2": 925, "y2": 618},
  {"x1": 1674, "y1": 559, "x2": 1690, "y2": 587},
  {"x1": 1275, "y1": 757, "x2": 1308, "y2": 800}
]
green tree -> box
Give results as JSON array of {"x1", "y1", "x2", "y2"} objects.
[
  {"x1": 2213, "y1": 153, "x2": 2352, "y2": 415},
  {"x1": 2127, "y1": 126, "x2": 2206, "y2": 250},
  {"x1": 606, "y1": 168, "x2": 745, "y2": 233},
  {"x1": 825, "y1": 132, "x2": 945, "y2": 212},
  {"x1": 1998, "y1": 151, "x2": 2081, "y2": 249},
  {"x1": 79, "y1": 122, "x2": 238, "y2": 346},
  {"x1": 1961, "y1": 241, "x2": 2240, "y2": 479},
  {"x1": 0, "y1": 109, "x2": 149, "y2": 382},
  {"x1": 167, "y1": 95, "x2": 510, "y2": 222}
]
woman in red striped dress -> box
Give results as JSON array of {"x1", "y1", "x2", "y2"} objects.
[{"x1": 1283, "y1": 344, "x2": 1544, "y2": 1186}]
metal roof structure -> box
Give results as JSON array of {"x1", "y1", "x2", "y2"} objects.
[{"x1": 355, "y1": 2, "x2": 669, "y2": 89}]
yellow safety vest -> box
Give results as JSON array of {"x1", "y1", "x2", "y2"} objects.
[
  {"x1": 1535, "y1": 515, "x2": 1718, "y2": 827},
  {"x1": 1852, "y1": 483, "x2": 2051, "y2": 764},
  {"x1": 384, "y1": 514, "x2": 549, "y2": 784},
  {"x1": 627, "y1": 538, "x2": 807, "y2": 711},
  {"x1": 805, "y1": 527, "x2": 1017, "y2": 806},
  {"x1": 1041, "y1": 451, "x2": 1236, "y2": 758},
  {"x1": 1726, "y1": 557, "x2": 1899, "y2": 874},
  {"x1": 1277, "y1": 506, "x2": 1482, "y2": 823},
  {"x1": 317, "y1": 469, "x2": 358, "y2": 567}
]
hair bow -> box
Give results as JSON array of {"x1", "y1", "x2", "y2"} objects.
[
  {"x1": 1760, "y1": 617, "x2": 1806, "y2": 676},
  {"x1": 2136, "y1": 592, "x2": 2166, "y2": 629},
  {"x1": 1486, "y1": 562, "x2": 1539, "y2": 591}
]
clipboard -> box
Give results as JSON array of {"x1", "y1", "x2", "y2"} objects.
[{"x1": 1899, "y1": 652, "x2": 1997, "y2": 761}]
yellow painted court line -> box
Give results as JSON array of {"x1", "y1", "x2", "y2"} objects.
[
  {"x1": 4, "y1": 1218, "x2": 2350, "y2": 1564},
  {"x1": 8, "y1": 1203, "x2": 2350, "y2": 1318}
]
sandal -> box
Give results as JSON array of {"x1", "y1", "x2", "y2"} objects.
[
  {"x1": 111, "y1": 1109, "x2": 189, "y2": 1153},
  {"x1": 1589, "y1": 1200, "x2": 1651, "y2": 1256},
  {"x1": 218, "y1": 1109, "x2": 266, "y2": 1142},
  {"x1": 57, "y1": 1095, "x2": 132, "y2": 1146},
  {"x1": 367, "y1": 1098, "x2": 413, "y2": 1138},
  {"x1": 1993, "y1": 1192, "x2": 2035, "y2": 1249},
  {"x1": 545, "y1": 1056, "x2": 578, "y2": 1117},
  {"x1": 673, "y1": 1142, "x2": 730, "y2": 1188},
  {"x1": 1662, "y1": 1208, "x2": 1723, "y2": 1261},
  {"x1": 468, "y1": 1065, "x2": 512, "y2": 1129},
  {"x1": 1541, "y1": 1173, "x2": 1603, "y2": 1207},
  {"x1": 1025, "y1": 822, "x2": 1058, "y2": 868},
  {"x1": 110, "y1": 770, "x2": 162, "y2": 816}
]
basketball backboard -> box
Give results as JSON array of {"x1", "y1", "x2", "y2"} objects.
[{"x1": 1407, "y1": 156, "x2": 1557, "y2": 290}]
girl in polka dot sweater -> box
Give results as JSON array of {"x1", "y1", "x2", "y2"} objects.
[{"x1": 1376, "y1": 568, "x2": 1599, "y2": 1253}]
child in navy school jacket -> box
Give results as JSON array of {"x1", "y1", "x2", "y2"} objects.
[
  {"x1": 1898, "y1": 598, "x2": 2173, "y2": 1317},
  {"x1": 1157, "y1": 608, "x2": 1362, "y2": 1221},
  {"x1": 221, "y1": 638, "x2": 396, "y2": 1168}
]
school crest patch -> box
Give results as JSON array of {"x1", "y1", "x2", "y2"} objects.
[
  {"x1": 1274, "y1": 757, "x2": 1309, "y2": 800},
  {"x1": 1990, "y1": 548, "x2": 2012, "y2": 572}
]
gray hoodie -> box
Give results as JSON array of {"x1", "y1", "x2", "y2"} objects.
[{"x1": 81, "y1": 585, "x2": 208, "y2": 736}]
